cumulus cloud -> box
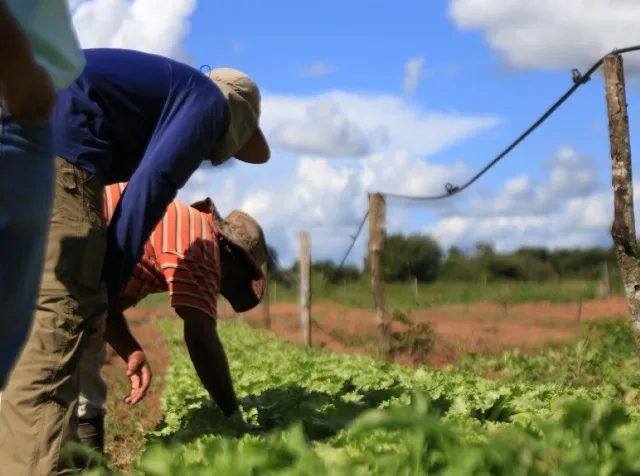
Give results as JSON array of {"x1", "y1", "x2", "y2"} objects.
[
  {"x1": 234, "y1": 152, "x2": 468, "y2": 265},
  {"x1": 70, "y1": 0, "x2": 197, "y2": 61},
  {"x1": 265, "y1": 91, "x2": 501, "y2": 159},
  {"x1": 178, "y1": 88, "x2": 498, "y2": 265},
  {"x1": 270, "y1": 99, "x2": 373, "y2": 157},
  {"x1": 403, "y1": 56, "x2": 426, "y2": 95},
  {"x1": 448, "y1": 0, "x2": 640, "y2": 72},
  {"x1": 467, "y1": 145, "x2": 599, "y2": 216},
  {"x1": 425, "y1": 145, "x2": 622, "y2": 253}
]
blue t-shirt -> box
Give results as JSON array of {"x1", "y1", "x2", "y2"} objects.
[{"x1": 53, "y1": 47, "x2": 230, "y2": 303}]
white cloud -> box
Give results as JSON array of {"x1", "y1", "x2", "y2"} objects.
[
  {"x1": 177, "y1": 88, "x2": 498, "y2": 266},
  {"x1": 403, "y1": 56, "x2": 426, "y2": 95},
  {"x1": 270, "y1": 98, "x2": 373, "y2": 157},
  {"x1": 425, "y1": 145, "x2": 623, "y2": 253},
  {"x1": 70, "y1": 0, "x2": 196, "y2": 61},
  {"x1": 234, "y1": 152, "x2": 468, "y2": 266},
  {"x1": 448, "y1": 0, "x2": 640, "y2": 72},
  {"x1": 297, "y1": 61, "x2": 338, "y2": 77},
  {"x1": 264, "y1": 90, "x2": 501, "y2": 159},
  {"x1": 467, "y1": 145, "x2": 599, "y2": 216}
]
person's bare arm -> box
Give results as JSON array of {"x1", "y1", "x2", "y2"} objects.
[
  {"x1": 103, "y1": 296, "x2": 142, "y2": 359},
  {"x1": 103, "y1": 296, "x2": 152, "y2": 404},
  {"x1": 0, "y1": 1, "x2": 54, "y2": 120},
  {"x1": 175, "y1": 306, "x2": 239, "y2": 417}
]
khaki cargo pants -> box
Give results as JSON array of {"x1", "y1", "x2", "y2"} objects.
[{"x1": 0, "y1": 157, "x2": 108, "y2": 475}]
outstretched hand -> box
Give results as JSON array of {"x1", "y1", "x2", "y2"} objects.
[
  {"x1": 124, "y1": 350, "x2": 152, "y2": 404},
  {"x1": 227, "y1": 410, "x2": 268, "y2": 435}
]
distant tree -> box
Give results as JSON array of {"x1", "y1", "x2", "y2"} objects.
[
  {"x1": 472, "y1": 242, "x2": 494, "y2": 258},
  {"x1": 311, "y1": 260, "x2": 361, "y2": 284},
  {"x1": 447, "y1": 245, "x2": 465, "y2": 258},
  {"x1": 364, "y1": 233, "x2": 442, "y2": 282}
]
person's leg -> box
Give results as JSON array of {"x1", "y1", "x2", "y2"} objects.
[
  {"x1": 77, "y1": 315, "x2": 108, "y2": 454},
  {"x1": 0, "y1": 115, "x2": 54, "y2": 389},
  {"x1": 0, "y1": 157, "x2": 108, "y2": 476}
]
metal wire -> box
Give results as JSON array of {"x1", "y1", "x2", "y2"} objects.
[
  {"x1": 328, "y1": 45, "x2": 640, "y2": 270},
  {"x1": 380, "y1": 45, "x2": 640, "y2": 201}
]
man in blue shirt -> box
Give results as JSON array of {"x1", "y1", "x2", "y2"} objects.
[{"x1": 0, "y1": 47, "x2": 270, "y2": 475}]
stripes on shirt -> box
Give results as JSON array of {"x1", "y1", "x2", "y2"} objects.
[{"x1": 102, "y1": 182, "x2": 221, "y2": 319}]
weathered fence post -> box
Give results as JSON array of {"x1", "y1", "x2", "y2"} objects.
[
  {"x1": 300, "y1": 231, "x2": 311, "y2": 348},
  {"x1": 342, "y1": 279, "x2": 348, "y2": 302},
  {"x1": 263, "y1": 275, "x2": 271, "y2": 329},
  {"x1": 369, "y1": 193, "x2": 392, "y2": 362},
  {"x1": 604, "y1": 53, "x2": 640, "y2": 345}
]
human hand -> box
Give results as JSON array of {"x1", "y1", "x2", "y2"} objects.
[
  {"x1": 123, "y1": 350, "x2": 152, "y2": 404},
  {"x1": 1, "y1": 60, "x2": 55, "y2": 121},
  {"x1": 226, "y1": 409, "x2": 268, "y2": 435}
]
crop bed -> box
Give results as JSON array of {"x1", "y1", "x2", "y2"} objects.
[{"x1": 97, "y1": 318, "x2": 640, "y2": 475}]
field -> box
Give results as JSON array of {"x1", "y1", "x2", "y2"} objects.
[{"x1": 93, "y1": 279, "x2": 640, "y2": 474}]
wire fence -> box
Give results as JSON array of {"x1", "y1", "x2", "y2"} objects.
[{"x1": 135, "y1": 47, "x2": 640, "y2": 367}]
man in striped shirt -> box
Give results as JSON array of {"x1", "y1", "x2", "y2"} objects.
[{"x1": 76, "y1": 182, "x2": 269, "y2": 455}]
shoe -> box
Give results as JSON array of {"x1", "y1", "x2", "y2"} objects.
[{"x1": 78, "y1": 414, "x2": 105, "y2": 454}]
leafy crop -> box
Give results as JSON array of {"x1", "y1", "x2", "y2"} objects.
[
  {"x1": 83, "y1": 317, "x2": 640, "y2": 475},
  {"x1": 454, "y1": 319, "x2": 640, "y2": 397}
]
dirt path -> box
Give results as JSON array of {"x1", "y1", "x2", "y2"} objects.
[
  {"x1": 102, "y1": 314, "x2": 170, "y2": 472},
  {"x1": 233, "y1": 296, "x2": 629, "y2": 367}
]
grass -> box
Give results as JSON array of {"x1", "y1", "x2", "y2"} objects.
[
  {"x1": 134, "y1": 278, "x2": 617, "y2": 315},
  {"x1": 264, "y1": 277, "x2": 616, "y2": 309}
]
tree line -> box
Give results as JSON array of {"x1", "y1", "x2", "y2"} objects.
[{"x1": 266, "y1": 233, "x2": 617, "y2": 285}]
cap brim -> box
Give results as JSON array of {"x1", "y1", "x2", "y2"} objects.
[{"x1": 233, "y1": 128, "x2": 270, "y2": 164}]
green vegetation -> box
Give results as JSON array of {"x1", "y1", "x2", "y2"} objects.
[
  {"x1": 275, "y1": 237, "x2": 619, "y2": 286},
  {"x1": 98, "y1": 317, "x2": 640, "y2": 475},
  {"x1": 454, "y1": 318, "x2": 640, "y2": 394},
  {"x1": 263, "y1": 277, "x2": 611, "y2": 309},
  {"x1": 136, "y1": 276, "x2": 611, "y2": 312}
]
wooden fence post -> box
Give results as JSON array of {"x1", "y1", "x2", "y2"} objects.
[
  {"x1": 342, "y1": 279, "x2": 348, "y2": 302},
  {"x1": 263, "y1": 275, "x2": 270, "y2": 329},
  {"x1": 300, "y1": 231, "x2": 311, "y2": 348},
  {"x1": 368, "y1": 193, "x2": 392, "y2": 362},
  {"x1": 604, "y1": 53, "x2": 640, "y2": 345}
]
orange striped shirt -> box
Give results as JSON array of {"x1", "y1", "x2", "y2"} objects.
[{"x1": 103, "y1": 183, "x2": 220, "y2": 319}]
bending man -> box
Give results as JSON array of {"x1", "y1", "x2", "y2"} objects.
[{"x1": 77, "y1": 183, "x2": 268, "y2": 453}]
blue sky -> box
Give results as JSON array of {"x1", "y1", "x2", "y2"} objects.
[{"x1": 71, "y1": 0, "x2": 640, "y2": 266}]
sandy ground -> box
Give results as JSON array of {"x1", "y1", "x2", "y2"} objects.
[{"x1": 126, "y1": 296, "x2": 628, "y2": 369}]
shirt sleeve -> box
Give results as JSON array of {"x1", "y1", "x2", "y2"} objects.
[
  {"x1": 101, "y1": 83, "x2": 229, "y2": 304},
  {"x1": 157, "y1": 246, "x2": 220, "y2": 320}
]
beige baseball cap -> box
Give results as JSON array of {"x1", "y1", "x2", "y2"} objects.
[{"x1": 208, "y1": 68, "x2": 270, "y2": 166}]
